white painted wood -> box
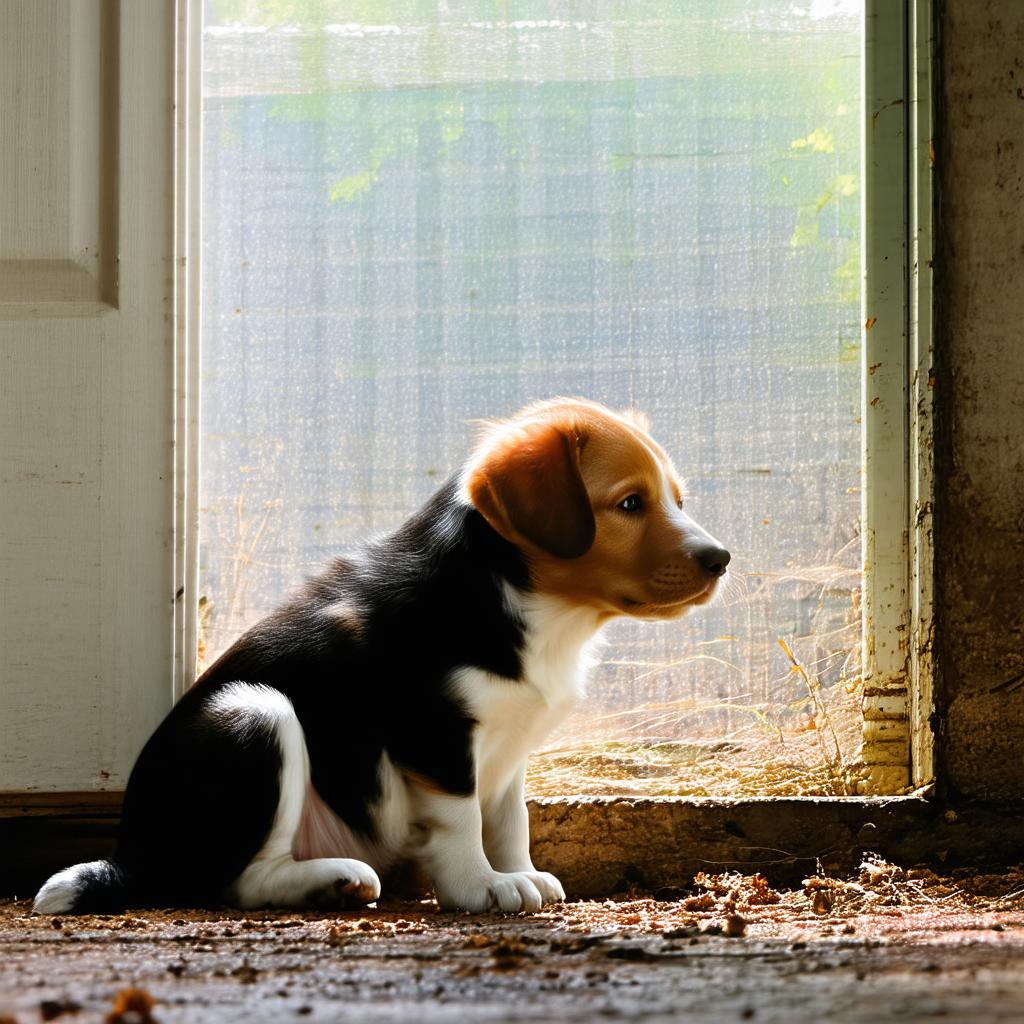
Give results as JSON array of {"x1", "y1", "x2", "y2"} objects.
[
  {"x1": 859, "y1": 0, "x2": 936, "y2": 794},
  {"x1": 0, "y1": 0, "x2": 118, "y2": 312},
  {"x1": 173, "y1": 0, "x2": 202, "y2": 702},
  {"x1": 0, "y1": 0, "x2": 176, "y2": 791},
  {"x1": 0, "y1": 1, "x2": 79, "y2": 261},
  {"x1": 860, "y1": 0, "x2": 912, "y2": 793}
]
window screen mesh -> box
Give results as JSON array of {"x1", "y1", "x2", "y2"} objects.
[{"x1": 201, "y1": 0, "x2": 863, "y2": 795}]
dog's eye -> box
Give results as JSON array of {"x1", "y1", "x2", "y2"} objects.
[{"x1": 617, "y1": 494, "x2": 644, "y2": 514}]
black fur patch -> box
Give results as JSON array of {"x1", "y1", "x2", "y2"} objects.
[{"x1": 112, "y1": 478, "x2": 531, "y2": 905}]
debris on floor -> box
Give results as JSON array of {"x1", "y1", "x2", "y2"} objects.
[{"x1": 3, "y1": 859, "x2": 1024, "y2": 1022}]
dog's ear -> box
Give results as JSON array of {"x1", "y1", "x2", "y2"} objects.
[{"x1": 466, "y1": 420, "x2": 595, "y2": 559}]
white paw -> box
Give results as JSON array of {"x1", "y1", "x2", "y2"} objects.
[
  {"x1": 304, "y1": 858, "x2": 381, "y2": 909},
  {"x1": 525, "y1": 870, "x2": 565, "y2": 905},
  {"x1": 437, "y1": 869, "x2": 565, "y2": 913}
]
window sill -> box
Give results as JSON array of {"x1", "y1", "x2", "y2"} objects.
[
  {"x1": 527, "y1": 795, "x2": 1023, "y2": 894},
  {"x1": 3, "y1": 792, "x2": 1022, "y2": 900}
]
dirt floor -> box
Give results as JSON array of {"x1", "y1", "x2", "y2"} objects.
[{"x1": 3, "y1": 862, "x2": 1024, "y2": 1023}]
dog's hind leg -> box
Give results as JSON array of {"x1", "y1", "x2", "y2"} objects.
[{"x1": 213, "y1": 684, "x2": 381, "y2": 911}]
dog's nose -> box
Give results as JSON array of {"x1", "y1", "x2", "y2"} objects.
[{"x1": 696, "y1": 545, "x2": 731, "y2": 577}]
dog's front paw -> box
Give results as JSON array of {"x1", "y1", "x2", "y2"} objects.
[
  {"x1": 524, "y1": 870, "x2": 565, "y2": 905},
  {"x1": 437, "y1": 870, "x2": 565, "y2": 913},
  {"x1": 303, "y1": 858, "x2": 381, "y2": 909}
]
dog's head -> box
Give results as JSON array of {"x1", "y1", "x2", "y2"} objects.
[{"x1": 463, "y1": 398, "x2": 730, "y2": 620}]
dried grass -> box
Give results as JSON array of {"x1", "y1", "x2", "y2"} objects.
[
  {"x1": 660, "y1": 859, "x2": 1024, "y2": 925},
  {"x1": 799, "y1": 857, "x2": 1024, "y2": 916},
  {"x1": 527, "y1": 566, "x2": 864, "y2": 798},
  {"x1": 801, "y1": 855, "x2": 967, "y2": 915},
  {"x1": 526, "y1": 660, "x2": 862, "y2": 798}
]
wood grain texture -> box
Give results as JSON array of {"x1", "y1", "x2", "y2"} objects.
[
  {"x1": 0, "y1": 791, "x2": 123, "y2": 819},
  {"x1": 0, "y1": 0, "x2": 175, "y2": 793},
  {"x1": 0, "y1": 0, "x2": 119, "y2": 313}
]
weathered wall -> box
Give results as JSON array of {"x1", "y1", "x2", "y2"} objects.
[{"x1": 937, "y1": 0, "x2": 1024, "y2": 798}]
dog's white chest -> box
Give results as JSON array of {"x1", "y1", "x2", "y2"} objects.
[
  {"x1": 452, "y1": 593, "x2": 601, "y2": 802},
  {"x1": 457, "y1": 668, "x2": 573, "y2": 803}
]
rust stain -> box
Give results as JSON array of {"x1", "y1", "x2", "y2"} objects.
[
  {"x1": 865, "y1": 317, "x2": 878, "y2": 331},
  {"x1": 870, "y1": 397, "x2": 881, "y2": 407},
  {"x1": 868, "y1": 362, "x2": 882, "y2": 375}
]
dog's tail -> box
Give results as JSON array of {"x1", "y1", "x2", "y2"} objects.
[{"x1": 33, "y1": 859, "x2": 133, "y2": 915}]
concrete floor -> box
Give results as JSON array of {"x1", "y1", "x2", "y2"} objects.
[{"x1": 1, "y1": 890, "x2": 1023, "y2": 1023}]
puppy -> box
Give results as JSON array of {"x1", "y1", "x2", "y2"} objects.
[{"x1": 34, "y1": 398, "x2": 729, "y2": 915}]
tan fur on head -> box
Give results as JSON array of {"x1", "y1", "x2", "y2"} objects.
[
  {"x1": 463, "y1": 398, "x2": 728, "y2": 621},
  {"x1": 618, "y1": 407, "x2": 651, "y2": 433}
]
